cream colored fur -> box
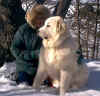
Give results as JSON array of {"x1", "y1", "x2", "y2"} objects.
[{"x1": 33, "y1": 16, "x2": 88, "y2": 96}]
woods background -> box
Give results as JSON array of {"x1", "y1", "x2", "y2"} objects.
[{"x1": 0, "y1": 0, "x2": 100, "y2": 67}]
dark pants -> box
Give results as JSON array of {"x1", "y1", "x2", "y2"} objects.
[
  {"x1": 16, "y1": 72, "x2": 52, "y2": 86},
  {"x1": 16, "y1": 72, "x2": 34, "y2": 86}
]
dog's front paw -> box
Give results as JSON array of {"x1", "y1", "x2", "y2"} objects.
[
  {"x1": 32, "y1": 83, "x2": 40, "y2": 89},
  {"x1": 32, "y1": 84, "x2": 41, "y2": 92},
  {"x1": 32, "y1": 83, "x2": 37, "y2": 88}
]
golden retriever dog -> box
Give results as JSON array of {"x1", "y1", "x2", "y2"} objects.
[{"x1": 33, "y1": 16, "x2": 88, "y2": 96}]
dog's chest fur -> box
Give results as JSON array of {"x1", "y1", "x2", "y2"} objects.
[{"x1": 44, "y1": 48, "x2": 68, "y2": 65}]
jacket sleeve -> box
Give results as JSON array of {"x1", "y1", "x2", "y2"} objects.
[{"x1": 10, "y1": 26, "x2": 41, "y2": 61}]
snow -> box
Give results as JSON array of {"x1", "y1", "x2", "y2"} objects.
[{"x1": 0, "y1": 60, "x2": 100, "y2": 96}]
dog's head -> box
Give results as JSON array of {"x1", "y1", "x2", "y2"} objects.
[
  {"x1": 39, "y1": 16, "x2": 66, "y2": 40},
  {"x1": 39, "y1": 16, "x2": 66, "y2": 47}
]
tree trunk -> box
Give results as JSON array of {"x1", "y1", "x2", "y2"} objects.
[{"x1": 53, "y1": 0, "x2": 72, "y2": 19}]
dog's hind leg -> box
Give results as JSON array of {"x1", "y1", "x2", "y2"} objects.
[
  {"x1": 60, "y1": 70, "x2": 72, "y2": 96},
  {"x1": 70, "y1": 65, "x2": 89, "y2": 89}
]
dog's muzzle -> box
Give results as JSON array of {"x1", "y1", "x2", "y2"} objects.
[{"x1": 38, "y1": 30, "x2": 49, "y2": 39}]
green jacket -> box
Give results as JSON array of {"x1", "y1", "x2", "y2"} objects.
[{"x1": 10, "y1": 23, "x2": 42, "y2": 75}]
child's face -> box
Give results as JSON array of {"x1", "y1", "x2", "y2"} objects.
[{"x1": 36, "y1": 19, "x2": 45, "y2": 29}]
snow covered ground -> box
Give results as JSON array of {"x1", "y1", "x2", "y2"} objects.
[{"x1": 0, "y1": 60, "x2": 100, "y2": 96}]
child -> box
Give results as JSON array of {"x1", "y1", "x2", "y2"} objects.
[{"x1": 10, "y1": 5, "x2": 50, "y2": 86}]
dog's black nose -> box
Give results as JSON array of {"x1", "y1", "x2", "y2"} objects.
[{"x1": 44, "y1": 37, "x2": 48, "y2": 39}]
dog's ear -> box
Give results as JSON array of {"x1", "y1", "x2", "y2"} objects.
[{"x1": 56, "y1": 17, "x2": 66, "y2": 34}]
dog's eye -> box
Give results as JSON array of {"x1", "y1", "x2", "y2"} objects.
[{"x1": 47, "y1": 25, "x2": 50, "y2": 27}]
